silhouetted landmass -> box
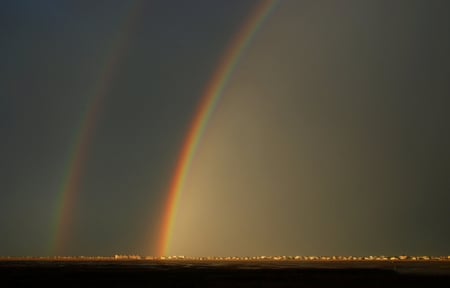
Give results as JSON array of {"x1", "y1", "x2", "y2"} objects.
[{"x1": 1, "y1": 257, "x2": 450, "y2": 287}]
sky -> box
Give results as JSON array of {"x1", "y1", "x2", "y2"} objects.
[{"x1": 1, "y1": 0, "x2": 450, "y2": 258}]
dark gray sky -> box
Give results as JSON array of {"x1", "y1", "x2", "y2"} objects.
[{"x1": 1, "y1": 0, "x2": 450, "y2": 257}]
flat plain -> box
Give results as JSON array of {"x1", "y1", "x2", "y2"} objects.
[{"x1": 1, "y1": 257, "x2": 449, "y2": 287}]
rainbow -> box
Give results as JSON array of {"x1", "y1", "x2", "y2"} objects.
[
  {"x1": 51, "y1": 1, "x2": 141, "y2": 256},
  {"x1": 156, "y1": 0, "x2": 280, "y2": 257}
]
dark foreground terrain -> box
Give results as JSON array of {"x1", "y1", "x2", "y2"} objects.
[{"x1": 1, "y1": 258, "x2": 450, "y2": 287}]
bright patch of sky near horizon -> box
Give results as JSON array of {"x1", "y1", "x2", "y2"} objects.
[{"x1": 170, "y1": 0, "x2": 450, "y2": 257}]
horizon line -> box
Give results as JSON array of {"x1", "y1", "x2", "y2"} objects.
[{"x1": 1, "y1": 255, "x2": 449, "y2": 261}]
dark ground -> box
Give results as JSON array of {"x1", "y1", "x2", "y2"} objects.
[{"x1": 1, "y1": 259, "x2": 450, "y2": 287}]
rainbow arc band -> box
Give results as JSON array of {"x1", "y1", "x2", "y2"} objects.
[
  {"x1": 51, "y1": 1, "x2": 141, "y2": 256},
  {"x1": 157, "y1": 0, "x2": 280, "y2": 257}
]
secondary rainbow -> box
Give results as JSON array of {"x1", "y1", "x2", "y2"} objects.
[
  {"x1": 157, "y1": 0, "x2": 280, "y2": 257},
  {"x1": 51, "y1": 1, "x2": 141, "y2": 256}
]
